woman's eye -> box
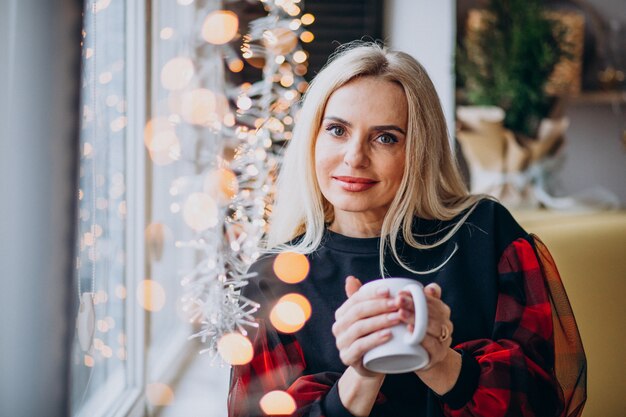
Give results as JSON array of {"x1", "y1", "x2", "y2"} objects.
[
  {"x1": 376, "y1": 133, "x2": 398, "y2": 144},
  {"x1": 327, "y1": 125, "x2": 345, "y2": 137}
]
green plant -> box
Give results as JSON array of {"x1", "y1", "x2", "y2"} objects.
[{"x1": 457, "y1": 0, "x2": 568, "y2": 137}]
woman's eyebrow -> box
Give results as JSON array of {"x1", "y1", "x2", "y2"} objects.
[{"x1": 323, "y1": 116, "x2": 406, "y2": 135}]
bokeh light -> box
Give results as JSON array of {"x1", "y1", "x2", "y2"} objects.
[
  {"x1": 273, "y1": 252, "x2": 309, "y2": 283},
  {"x1": 228, "y1": 58, "x2": 244, "y2": 73},
  {"x1": 279, "y1": 293, "x2": 311, "y2": 321},
  {"x1": 217, "y1": 333, "x2": 254, "y2": 365},
  {"x1": 182, "y1": 192, "x2": 218, "y2": 231},
  {"x1": 270, "y1": 299, "x2": 306, "y2": 333},
  {"x1": 161, "y1": 57, "x2": 194, "y2": 91},
  {"x1": 160, "y1": 27, "x2": 173, "y2": 40},
  {"x1": 300, "y1": 31, "x2": 314, "y2": 43},
  {"x1": 84, "y1": 354, "x2": 94, "y2": 368},
  {"x1": 259, "y1": 391, "x2": 297, "y2": 415},
  {"x1": 137, "y1": 280, "x2": 166, "y2": 312},
  {"x1": 264, "y1": 27, "x2": 298, "y2": 55},
  {"x1": 146, "y1": 383, "x2": 175, "y2": 406},
  {"x1": 203, "y1": 168, "x2": 239, "y2": 202},
  {"x1": 301, "y1": 13, "x2": 315, "y2": 25},
  {"x1": 293, "y1": 50, "x2": 307, "y2": 64},
  {"x1": 148, "y1": 131, "x2": 181, "y2": 165},
  {"x1": 144, "y1": 117, "x2": 175, "y2": 148},
  {"x1": 201, "y1": 10, "x2": 239, "y2": 45},
  {"x1": 180, "y1": 88, "x2": 217, "y2": 125}
]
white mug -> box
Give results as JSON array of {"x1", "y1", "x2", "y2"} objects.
[{"x1": 361, "y1": 278, "x2": 429, "y2": 374}]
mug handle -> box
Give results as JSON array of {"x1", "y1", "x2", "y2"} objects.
[{"x1": 402, "y1": 284, "x2": 428, "y2": 346}]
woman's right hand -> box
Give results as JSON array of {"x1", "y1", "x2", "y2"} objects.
[{"x1": 332, "y1": 275, "x2": 403, "y2": 377}]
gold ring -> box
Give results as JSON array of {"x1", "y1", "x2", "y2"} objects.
[{"x1": 438, "y1": 325, "x2": 450, "y2": 343}]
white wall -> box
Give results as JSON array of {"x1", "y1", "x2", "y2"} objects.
[
  {"x1": 0, "y1": 0, "x2": 80, "y2": 415},
  {"x1": 383, "y1": 0, "x2": 456, "y2": 139}
]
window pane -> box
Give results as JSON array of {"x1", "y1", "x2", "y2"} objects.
[{"x1": 70, "y1": 1, "x2": 129, "y2": 414}]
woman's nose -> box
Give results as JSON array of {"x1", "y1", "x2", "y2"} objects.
[{"x1": 343, "y1": 136, "x2": 370, "y2": 168}]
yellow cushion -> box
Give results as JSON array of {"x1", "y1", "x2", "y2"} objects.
[{"x1": 514, "y1": 210, "x2": 626, "y2": 417}]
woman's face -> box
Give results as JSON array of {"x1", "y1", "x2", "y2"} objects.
[{"x1": 314, "y1": 76, "x2": 408, "y2": 226}]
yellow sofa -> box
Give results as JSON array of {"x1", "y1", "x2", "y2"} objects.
[{"x1": 513, "y1": 210, "x2": 626, "y2": 417}]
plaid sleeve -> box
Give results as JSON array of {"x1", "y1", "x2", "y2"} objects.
[
  {"x1": 228, "y1": 319, "x2": 348, "y2": 417},
  {"x1": 440, "y1": 237, "x2": 564, "y2": 417}
]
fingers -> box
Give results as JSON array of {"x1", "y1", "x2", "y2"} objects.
[
  {"x1": 345, "y1": 275, "x2": 362, "y2": 298},
  {"x1": 338, "y1": 328, "x2": 393, "y2": 368},
  {"x1": 334, "y1": 310, "x2": 401, "y2": 350},
  {"x1": 424, "y1": 283, "x2": 442, "y2": 299},
  {"x1": 335, "y1": 279, "x2": 390, "y2": 320},
  {"x1": 332, "y1": 297, "x2": 398, "y2": 335}
]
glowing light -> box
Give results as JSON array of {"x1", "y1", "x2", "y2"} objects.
[
  {"x1": 217, "y1": 333, "x2": 254, "y2": 365},
  {"x1": 202, "y1": 10, "x2": 239, "y2": 45},
  {"x1": 94, "y1": 0, "x2": 111, "y2": 13},
  {"x1": 146, "y1": 383, "x2": 175, "y2": 406},
  {"x1": 301, "y1": 13, "x2": 315, "y2": 25},
  {"x1": 295, "y1": 64, "x2": 307, "y2": 76},
  {"x1": 228, "y1": 58, "x2": 244, "y2": 73},
  {"x1": 183, "y1": 193, "x2": 218, "y2": 231},
  {"x1": 300, "y1": 31, "x2": 314, "y2": 43},
  {"x1": 115, "y1": 285, "x2": 126, "y2": 300},
  {"x1": 101, "y1": 345, "x2": 113, "y2": 358},
  {"x1": 93, "y1": 338, "x2": 104, "y2": 350},
  {"x1": 148, "y1": 131, "x2": 180, "y2": 165},
  {"x1": 280, "y1": 293, "x2": 312, "y2": 321},
  {"x1": 293, "y1": 50, "x2": 307, "y2": 64},
  {"x1": 236, "y1": 95, "x2": 252, "y2": 110},
  {"x1": 259, "y1": 391, "x2": 297, "y2": 415},
  {"x1": 223, "y1": 113, "x2": 236, "y2": 127},
  {"x1": 160, "y1": 27, "x2": 173, "y2": 39},
  {"x1": 84, "y1": 355, "x2": 95, "y2": 367},
  {"x1": 181, "y1": 88, "x2": 217, "y2": 125},
  {"x1": 98, "y1": 72, "x2": 113, "y2": 84},
  {"x1": 264, "y1": 27, "x2": 298, "y2": 55},
  {"x1": 144, "y1": 117, "x2": 175, "y2": 148},
  {"x1": 270, "y1": 299, "x2": 306, "y2": 333},
  {"x1": 275, "y1": 55, "x2": 286, "y2": 64},
  {"x1": 137, "y1": 280, "x2": 166, "y2": 312},
  {"x1": 110, "y1": 116, "x2": 127, "y2": 132},
  {"x1": 289, "y1": 19, "x2": 301, "y2": 31},
  {"x1": 204, "y1": 168, "x2": 239, "y2": 202},
  {"x1": 161, "y1": 57, "x2": 194, "y2": 91},
  {"x1": 286, "y1": 5, "x2": 301, "y2": 16},
  {"x1": 83, "y1": 232, "x2": 94, "y2": 247},
  {"x1": 280, "y1": 74, "x2": 294, "y2": 88},
  {"x1": 273, "y1": 252, "x2": 309, "y2": 283},
  {"x1": 85, "y1": 48, "x2": 94, "y2": 59},
  {"x1": 97, "y1": 320, "x2": 109, "y2": 333}
]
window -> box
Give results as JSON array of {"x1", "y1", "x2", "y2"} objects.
[{"x1": 71, "y1": 1, "x2": 146, "y2": 416}]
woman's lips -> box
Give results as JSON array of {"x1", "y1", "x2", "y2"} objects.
[{"x1": 332, "y1": 176, "x2": 378, "y2": 192}]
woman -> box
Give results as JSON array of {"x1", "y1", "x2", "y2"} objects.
[{"x1": 228, "y1": 42, "x2": 586, "y2": 417}]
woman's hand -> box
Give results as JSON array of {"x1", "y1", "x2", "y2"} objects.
[
  {"x1": 332, "y1": 275, "x2": 402, "y2": 377},
  {"x1": 394, "y1": 282, "x2": 461, "y2": 394},
  {"x1": 395, "y1": 282, "x2": 454, "y2": 369}
]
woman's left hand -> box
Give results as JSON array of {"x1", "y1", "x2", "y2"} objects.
[{"x1": 395, "y1": 282, "x2": 454, "y2": 371}]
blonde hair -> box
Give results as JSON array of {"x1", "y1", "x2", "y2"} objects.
[{"x1": 267, "y1": 41, "x2": 487, "y2": 276}]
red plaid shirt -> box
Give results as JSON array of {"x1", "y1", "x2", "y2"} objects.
[{"x1": 228, "y1": 235, "x2": 586, "y2": 417}]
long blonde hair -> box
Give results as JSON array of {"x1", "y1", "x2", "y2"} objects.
[{"x1": 267, "y1": 41, "x2": 486, "y2": 276}]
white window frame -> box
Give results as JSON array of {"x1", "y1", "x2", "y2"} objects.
[{"x1": 74, "y1": 0, "x2": 147, "y2": 415}]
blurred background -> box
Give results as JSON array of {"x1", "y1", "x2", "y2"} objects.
[{"x1": 0, "y1": 1, "x2": 624, "y2": 417}]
